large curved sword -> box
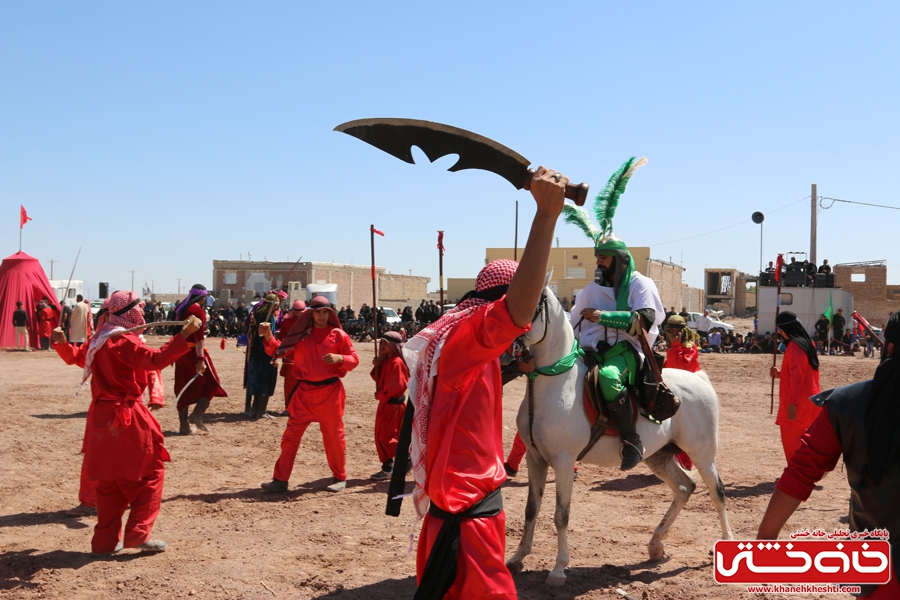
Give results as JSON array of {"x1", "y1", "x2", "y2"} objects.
[{"x1": 335, "y1": 118, "x2": 589, "y2": 205}]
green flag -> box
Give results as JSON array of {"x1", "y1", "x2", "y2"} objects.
[{"x1": 824, "y1": 290, "x2": 834, "y2": 323}]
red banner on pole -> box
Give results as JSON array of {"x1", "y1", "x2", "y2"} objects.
[
  {"x1": 20, "y1": 205, "x2": 32, "y2": 229},
  {"x1": 437, "y1": 231, "x2": 445, "y2": 255},
  {"x1": 371, "y1": 226, "x2": 384, "y2": 237}
]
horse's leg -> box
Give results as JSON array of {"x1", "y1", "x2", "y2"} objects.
[
  {"x1": 642, "y1": 449, "x2": 697, "y2": 561},
  {"x1": 506, "y1": 446, "x2": 549, "y2": 576},
  {"x1": 545, "y1": 457, "x2": 575, "y2": 586},
  {"x1": 693, "y1": 457, "x2": 734, "y2": 541}
]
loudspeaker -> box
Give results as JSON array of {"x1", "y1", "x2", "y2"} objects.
[
  {"x1": 99, "y1": 282, "x2": 109, "y2": 298},
  {"x1": 759, "y1": 272, "x2": 772, "y2": 287},
  {"x1": 785, "y1": 270, "x2": 806, "y2": 287},
  {"x1": 815, "y1": 273, "x2": 826, "y2": 288},
  {"x1": 826, "y1": 273, "x2": 835, "y2": 288}
]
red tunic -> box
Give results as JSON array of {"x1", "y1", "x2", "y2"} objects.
[
  {"x1": 264, "y1": 327, "x2": 359, "y2": 423},
  {"x1": 39, "y1": 306, "x2": 55, "y2": 337},
  {"x1": 416, "y1": 299, "x2": 527, "y2": 600},
  {"x1": 776, "y1": 341, "x2": 822, "y2": 463},
  {"x1": 173, "y1": 303, "x2": 227, "y2": 409},
  {"x1": 664, "y1": 340, "x2": 700, "y2": 372},
  {"x1": 370, "y1": 354, "x2": 409, "y2": 463},
  {"x1": 67, "y1": 333, "x2": 188, "y2": 481}
]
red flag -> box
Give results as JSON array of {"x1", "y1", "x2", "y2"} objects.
[
  {"x1": 371, "y1": 226, "x2": 385, "y2": 236},
  {"x1": 437, "y1": 231, "x2": 445, "y2": 256},
  {"x1": 774, "y1": 254, "x2": 784, "y2": 283},
  {"x1": 20, "y1": 205, "x2": 32, "y2": 229}
]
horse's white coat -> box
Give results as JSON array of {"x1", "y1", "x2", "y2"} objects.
[{"x1": 506, "y1": 289, "x2": 734, "y2": 586}]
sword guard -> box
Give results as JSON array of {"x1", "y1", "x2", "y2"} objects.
[{"x1": 523, "y1": 169, "x2": 589, "y2": 206}]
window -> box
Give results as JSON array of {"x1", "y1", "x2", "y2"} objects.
[
  {"x1": 224, "y1": 272, "x2": 237, "y2": 284},
  {"x1": 779, "y1": 293, "x2": 793, "y2": 306},
  {"x1": 851, "y1": 274, "x2": 866, "y2": 282}
]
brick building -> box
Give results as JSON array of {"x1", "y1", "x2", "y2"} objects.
[
  {"x1": 211, "y1": 260, "x2": 429, "y2": 311},
  {"x1": 446, "y1": 247, "x2": 702, "y2": 312},
  {"x1": 704, "y1": 268, "x2": 756, "y2": 316},
  {"x1": 833, "y1": 261, "x2": 900, "y2": 328}
]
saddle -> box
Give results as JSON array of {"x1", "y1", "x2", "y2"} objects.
[{"x1": 577, "y1": 345, "x2": 680, "y2": 461}]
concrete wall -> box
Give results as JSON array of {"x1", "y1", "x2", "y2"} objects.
[
  {"x1": 833, "y1": 264, "x2": 899, "y2": 328},
  {"x1": 212, "y1": 260, "x2": 430, "y2": 312}
]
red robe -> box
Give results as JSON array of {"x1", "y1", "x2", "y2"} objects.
[
  {"x1": 38, "y1": 306, "x2": 55, "y2": 338},
  {"x1": 263, "y1": 326, "x2": 359, "y2": 482},
  {"x1": 56, "y1": 332, "x2": 188, "y2": 552},
  {"x1": 664, "y1": 340, "x2": 700, "y2": 373},
  {"x1": 173, "y1": 303, "x2": 227, "y2": 410},
  {"x1": 417, "y1": 300, "x2": 526, "y2": 600},
  {"x1": 775, "y1": 341, "x2": 821, "y2": 463},
  {"x1": 370, "y1": 354, "x2": 409, "y2": 464}
]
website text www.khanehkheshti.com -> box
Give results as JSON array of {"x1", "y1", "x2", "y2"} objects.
[{"x1": 745, "y1": 584, "x2": 861, "y2": 594}]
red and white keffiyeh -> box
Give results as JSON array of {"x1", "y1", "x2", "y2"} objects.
[
  {"x1": 79, "y1": 291, "x2": 145, "y2": 391},
  {"x1": 402, "y1": 259, "x2": 518, "y2": 518}
]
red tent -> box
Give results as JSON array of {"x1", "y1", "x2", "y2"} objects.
[{"x1": 0, "y1": 252, "x2": 61, "y2": 349}]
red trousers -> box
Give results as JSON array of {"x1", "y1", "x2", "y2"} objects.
[
  {"x1": 416, "y1": 510, "x2": 516, "y2": 599},
  {"x1": 273, "y1": 418, "x2": 346, "y2": 482},
  {"x1": 79, "y1": 456, "x2": 98, "y2": 507},
  {"x1": 506, "y1": 433, "x2": 526, "y2": 471},
  {"x1": 374, "y1": 402, "x2": 405, "y2": 463},
  {"x1": 92, "y1": 463, "x2": 165, "y2": 554}
]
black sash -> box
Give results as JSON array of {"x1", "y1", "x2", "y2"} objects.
[
  {"x1": 414, "y1": 488, "x2": 503, "y2": 600},
  {"x1": 386, "y1": 394, "x2": 407, "y2": 405},
  {"x1": 287, "y1": 377, "x2": 339, "y2": 403}
]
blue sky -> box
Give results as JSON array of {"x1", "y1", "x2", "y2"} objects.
[{"x1": 3, "y1": 2, "x2": 898, "y2": 300}]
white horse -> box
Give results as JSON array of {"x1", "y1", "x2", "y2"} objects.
[{"x1": 506, "y1": 288, "x2": 734, "y2": 586}]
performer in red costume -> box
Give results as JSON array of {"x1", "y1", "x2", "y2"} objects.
[
  {"x1": 770, "y1": 311, "x2": 821, "y2": 464},
  {"x1": 259, "y1": 296, "x2": 359, "y2": 493},
  {"x1": 369, "y1": 331, "x2": 409, "y2": 479},
  {"x1": 661, "y1": 314, "x2": 701, "y2": 470},
  {"x1": 53, "y1": 291, "x2": 200, "y2": 555},
  {"x1": 55, "y1": 301, "x2": 167, "y2": 517},
  {"x1": 402, "y1": 167, "x2": 565, "y2": 600},
  {"x1": 38, "y1": 299, "x2": 56, "y2": 350},
  {"x1": 277, "y1": 300, "x2": 306, "y2": 411},
  {"x1": 172, "y1": 284, "x2": 227, "y2": 434}
]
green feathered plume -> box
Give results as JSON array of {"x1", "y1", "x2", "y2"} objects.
[
  {"x1": 593, "y1": 157, "x2": 648, "y2": 238},
  {"x1": 561, "y1": 205, "x2": 601, "y2": 245}
]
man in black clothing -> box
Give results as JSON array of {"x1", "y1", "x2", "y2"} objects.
[
  {"x1": 832, "y1": 308, "x2": 845, "y2": 339},
  {"x1": 12, "y1": 301, "x2": 31, "y2": 351},
  {"x1": 815, "y1": 314, "x2": 830, "y2": 344},
  {"x1": 818, "y1": 259, "x2": 832, "y2": 274}
]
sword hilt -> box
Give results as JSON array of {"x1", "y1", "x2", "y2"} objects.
[{"x1": 523, "y1": 169, "x2": 589, "y2": 206}]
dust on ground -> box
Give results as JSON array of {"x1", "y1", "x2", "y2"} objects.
[{"x1": 0, "y1": 329, "x2": 878, "y2": 599}]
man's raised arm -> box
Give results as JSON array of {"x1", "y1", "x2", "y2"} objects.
[{"x1": 507, "y1": 166, "x2": 566, "y2": 328}]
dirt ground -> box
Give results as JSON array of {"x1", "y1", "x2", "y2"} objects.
[{"x1": 0, "y1": 320, "x2": 880, "y2": 600}]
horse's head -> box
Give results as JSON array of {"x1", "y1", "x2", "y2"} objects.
[{"x1": 511, "y1": 272, "x2": 573, "y2": 361}]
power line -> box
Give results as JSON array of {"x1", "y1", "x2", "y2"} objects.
[
  {"x1": 819, "y1": 196, "x2": 900, "y2": 211},
  {"x1": 647, "y1": 196, "x2": 809, "y2": 247}
]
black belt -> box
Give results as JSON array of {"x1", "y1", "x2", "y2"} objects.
[
  {"x1": 288, "y1": 377, "x2": 339, "y2": 402},
  {"x1": 386, "y1": 394, "x2": 406, "y2": 405},
  {"x1": 415, "y1": 488, "x2": 504, "y2": 600}
]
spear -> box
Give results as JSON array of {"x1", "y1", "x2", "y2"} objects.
[{"x1": 770, "y1": 253, "x2": 784, "y2": 414}]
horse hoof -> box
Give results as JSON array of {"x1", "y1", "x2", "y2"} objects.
[
  {"x1": 506, "y1": 558, "x2": 524, "y2": 576},
  {"x1": 648, "y1": 547, "x2": 669, "y2": 562},
  {"x1": 545, "y1": 570, "x2": 566, "y2": 587}
]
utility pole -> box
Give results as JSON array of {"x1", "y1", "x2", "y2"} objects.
[
  {"x1": 130, "y1": 270, "x2": 136, "y2": 292},
  {"x1": 810, "y1": 183, "x2": 817, "y2": 265},
  {"x1": 177, "y1": 278, "x2": 182, "y2": 295},
  {"x1": 48, "y1": 259, "x2": 57, "y2": 279}
]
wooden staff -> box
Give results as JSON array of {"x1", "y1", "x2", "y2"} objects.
[
  {"x1": 438, "y1": 231, "x2": 445, "y2": 314},
  {"x1": 370, "y1": 224, "x2": 379, "y2": 357},
  {"x1": 57, "y1": 247, "x2": 82, "y2": 327},
  {"x1": 770, "y1": 253, "x2": 783, "y2": 414}
]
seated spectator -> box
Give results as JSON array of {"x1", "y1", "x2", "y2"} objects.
[
  {"x1": 812, "y1": 331, "x2": 825, "y2": 355},
  {"x1": 760, "y1": 332, "x2": 774, "y2": 354},
  {"x1": 722, "y1": 331, "x2": 735, "y2": 353},
  {"x1": 734, "y1": 333, "x2": 744, "y2": 353},
  {"x1": 747, "y1": 334, "x2": 762, "y2": 353},
  {"x1": 708, "y1": 328, "x2": 722, "y2": 352}
]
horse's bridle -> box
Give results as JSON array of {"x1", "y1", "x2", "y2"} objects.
[{"x1": 510, "y1": 292, "x2": 549, "y2": 362}]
